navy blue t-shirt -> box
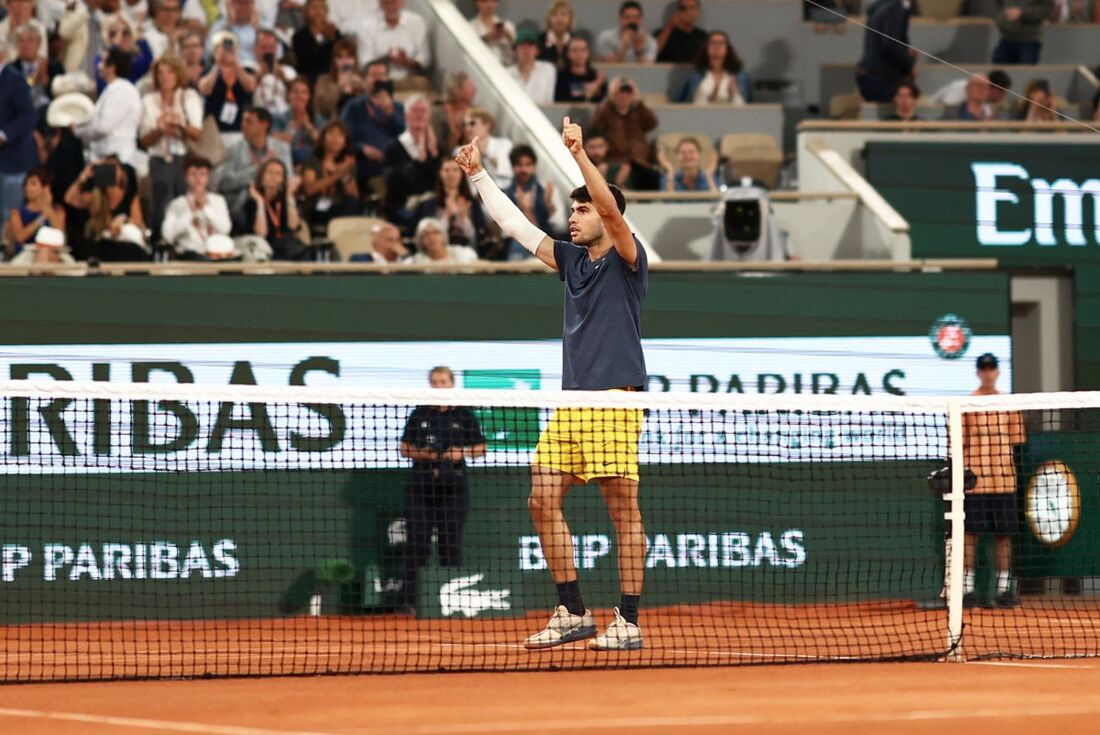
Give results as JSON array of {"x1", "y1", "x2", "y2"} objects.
[{"x1": 554, "y1": 237, "x2": 648, "y2": 390}]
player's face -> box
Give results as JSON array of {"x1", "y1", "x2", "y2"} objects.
[{"x1": 568, "y1": 200, "x2": 604, "y2": 247}]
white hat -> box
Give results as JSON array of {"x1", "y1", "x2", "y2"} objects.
[
  {"x1": 50, "y1": 72, "x2": 95, "y2": 97},
  {"x1": 205, "y1": 234, "x2": 237, "y2": 257},
  {"x1": 46, "y1": 92, "x2": 95, "y2": 128},
  {"x1": 35, "y1": 226, "x2": 65, "y2": 249}
]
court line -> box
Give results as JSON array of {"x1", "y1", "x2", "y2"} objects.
[
  {"x1": 967, "y1": 661, "x2": 1098, "y2": 669},
  {"x1": 0, "y1": 707, "x2": 334, "y2": 735}
]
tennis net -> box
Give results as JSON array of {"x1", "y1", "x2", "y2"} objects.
[{"x1": 0, "y1": 380, "x2": 1097, "y2": 681}]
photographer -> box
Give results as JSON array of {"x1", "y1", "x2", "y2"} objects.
[
  {"x1": 341, "y1": 76, "x2": 405, "y2": 184},
  {"x1": 199, "y1": 32, "x2": 258, "y2": 135},
  {"x1": 591, "y1": 77, "x2": 658, "y2": 166},
  {"x1": 64, "y1": 158, "x2": 149, "y2": 262},
  {"x1": 252, "y1": 28, "x2": 298, "y2": 118},
  {"x1": 597, "y1": 1, "x2": 657, "y2": 63},
  {"x1": 397, "y1": 366, "x2": 486, "y2": 614},
  {"x1": 313, "y1": 38, "x2": 364, "y2": 120}
]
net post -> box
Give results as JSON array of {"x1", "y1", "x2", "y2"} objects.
[{"x1": 946, "y1": 399, "x2": 966, "y2": 661}]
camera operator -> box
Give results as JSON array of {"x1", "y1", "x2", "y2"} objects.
[{"x1": 597, "y1": 1, "x2": 657, "y2": 63}]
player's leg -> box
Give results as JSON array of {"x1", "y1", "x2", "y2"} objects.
[
  {"x1": 589, "y1": 476, "x2": 645, "y2": 651},
  {"x1": 962, "y1": 492, "x2": 982, "y2": 607},
  {"x1": 524, "y1": 467, "x2": 597, "y2": 648},
  {"x1": 993, "y1": 534, "x2": 1016, "y2": 607}
]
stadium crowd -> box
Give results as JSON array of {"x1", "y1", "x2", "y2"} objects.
[{"x1": 3, "y1": 0, "x2": 1099, "y2": 264}]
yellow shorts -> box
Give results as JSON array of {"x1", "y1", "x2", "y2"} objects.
[{"x1": 532, "y1": 406, "x2": 643, "y2": 482}]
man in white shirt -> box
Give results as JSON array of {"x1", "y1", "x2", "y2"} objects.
[
  {"x1": 596, "y1": 1, "x2": 656, "y2": 63},
  {"x1": 75, "y1": 48, "x2": 143, "y2": 167},
  {"x1": 162, "y1": 155, "x2": 234, "y2": 258},
  {"x1": 251, "y1": 28, "x2": 297, "y2": 117},
  {"x1": 327, "y1": 0, "x2": 376, "y2": 35},
  {"x1": 355, "y1": 0, "x2": 430, "y2": 82},
  {"x1": 0, "y1": 0, "x2": 47, "y2": 60},
  {"x1": 506, "y1": 30, "x2": 555, "y2": 105}
]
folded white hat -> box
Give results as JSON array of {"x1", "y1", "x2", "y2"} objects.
[
  {"x1": 50, "y1": 72, "x2": 95, "y2": 97},
  {"x1": 46, "y1": 92, "x2": 95, "y2": 128},
  {"x1": 205, "y1": 234, "x2": 237, "y2": 256},
  {"x1": 35, "y1": 226, "x2": 66, "y2": 248}
]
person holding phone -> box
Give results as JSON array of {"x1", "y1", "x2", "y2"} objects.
[
  {"x1": 654, "y1": 0, "x2": 707, "y2": 63},
  {"x1": 252, "y1": 29, "x2": 297, "y2": 118},
  {"x1": 208, "y1": 0, "x2": 261, "y2": 65},
  {"x1": 341, "y1": 76, "x2": 405, "y2": 183},
  {"x1": 199, "y1": 33, "x2": 258, "y2": 134},
  {"x1": 597, "y1": 1, "x2": 657, "y2": 63},
  {"x1": 591, "y1": 77, "x2": 657, "y2": 167},
  {"x1": 469, "y1": 0, "x2": 516, "y2": 66},
  {"x1": 313, "y1": 38, "x2": 364, "y2": 120},
  {"x1": 64, "y1": 158, "x2": 149, "y2": 262}
]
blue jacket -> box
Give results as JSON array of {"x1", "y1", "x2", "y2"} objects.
[
  {"x1": 675, "y1": 69, "x2": 753, "y2": 104},
  {"x1": 0, "y1": 64, "x2": 38, "y2": 175},
  {"x1": 341, "y1": 96, "x2": 406, "y2": 154}
]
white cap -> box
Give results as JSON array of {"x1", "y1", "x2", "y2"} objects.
[
  {"x1": 46, "y1": 92, "x2": 95, "y2": 128},
  {"x1": 35, "y1": 226, "x2": 65, "y2": 248},
  {"x1": 205, "y1": 234, "x2": 236, "y2": 256}
]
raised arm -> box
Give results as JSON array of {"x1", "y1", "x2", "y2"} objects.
[
  {"x1": 455, "y1": 137, "x2": 557, "y2": 270},
  {"x1": 562, "y1": 116, "x2": 637, "y2": 266}
]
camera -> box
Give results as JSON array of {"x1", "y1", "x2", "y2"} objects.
[
  {"x1": 221, "y1": 39, "x2": 234, "y2": 53},
  {"x1": 91, "y1": 164, "x2": 117, "y2": 189},
  {"x1": 262, "y1": 51, "x2": 276, "y2": 69},
  {"x1": 371, "y1": 79, "x2": 394, "y2": 96},
  {"x1": 619, "y1": 82, "x2": 633, "y2": 93},
  {"x1": 626, "y1": 22, "x2": 640, "y2": 32}
]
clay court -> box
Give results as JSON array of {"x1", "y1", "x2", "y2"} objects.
[{"x1": 2, "y1": 600, "x2": 1099, "y2": 734}]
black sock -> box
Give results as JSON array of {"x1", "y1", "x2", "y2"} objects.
[
  {"x1": 556, "y1": 580, "x2": 585, "y2": 616},
  {"x1": 619, "y1": 594, "x2": 640, "y2": 625}
]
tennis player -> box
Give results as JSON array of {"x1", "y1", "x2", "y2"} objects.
[{"x1": 455, "y1": 117, "x2": 648, "y2": 651}]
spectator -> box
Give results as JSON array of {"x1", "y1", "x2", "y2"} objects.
[
  {"x1": 988, "y1": 70, "x2": 1014, "y2": 116},
  {"x1": 457, "y1": 107, "x2": 513, "y2": 188},
  {"x1": 0, "y1": 0, "x2": 47, "y2": 61},
  {"x1": 218, "y1": 106, "x2": 293, "y2": 216},
  {"x1": 63, "y1": 158, "x2": 149, "y2": 261},
  {"x1": 252, "y1": 28, "x2": 298, "y2": 117},
  {"x1": 1015, "y1": 78, "x2": 1058, "y2": 122},
  {"x1": 75, "y1": 47, "x2": 143, "y2": 167},
  {"x1": 140, "y1": 55, "x2": 203, "y2": 240},
  {"x1": 855, "y1": 0, "x2": 914, "y2": 102},
  {"x1": 676, "y1": 30, "x2": 749, "y2": 105},
  {"x1": 930, "y1": 69, "x2": 1012, "y2": 111},
  {"x1": 656, "y1": 136, "x2": 718, "y2": 192},
  {"x1": 431, "y1": 71, "x2": 477, "y2": 153},
  {"x1": 161, "y1": 155, "x2": 235, "y2": 259},
  {"x1": 507, "y1": 30, "x2": 556, "y2": 106},
  {"x1": 591, "y1": 77, "x2": 657, "y2": 165},
  {"x1": 326, "y1": 0, "x2": 376, "y2": 36},
  {"x1": 538, "y1": 0, "x2": 574, "y2": 71},
  {"x1": 199, "y1": 32, "x2": 258, "y2": 134},
  {"x1": 209, "y1": 0, "x2": 260, "y2": 66},
  {"x1": 502, "y1": 144, "x2": 564, "y2": 260},
  {"x1": 885, "y1": 79, "x2": 920, "y2": 121},
  {"x1": 413, "y1": 159, "x2": 490, "y2": 256},
  {"x1": 179, "y1": 28, "x2": 206, "y2": 87},
  {"x1": 655, "y1": 0, "x2": 706, "y2": 64},
  {"x1": 7, "y1": 167, "x2": 66, "y2": 257},
  {"x1": 554, "y1": 37, "x2": 606, "y2": 103},
  {"x1": 355, "y1": 0, "x2": 430, "y2": 83},
  {"x1": 383, "y1": 94, "x2": 440, "y2": 219},
  {"x1": 1092, "y1": 89, "x2": 1100, "y2": 123},
  {"x1": 470, "y1": 0, "x2": 516, "y2": 66},
  {"x1": 143, "y1": 0, "x2": 185, "y2": 59},
  {"x1": 291, "y1": 0, "x2": 341, "y2": 84},
  {"x1": 406, "y1": 217, "x2": 479, "y2": 264},
  {"x1": 954, "y1": 75, "x2": 994, "y2": 121},
  {"x1": 341, "y1": 76, "x2": 404, "y2": 184},
  {"x1": 597, "y1": 1, "x2": 657, "y2": 63},
  {"x1": 242, "y1": 157, "x2": 305, "y2": 258},
  {"x1": 396, "y1": 365, "x2": 486, "y2": 614},
  {"x1": 313, "y1": 37, "x2": 364, "y2": 120},
  {"x1": 300, "y1": 119, "x2": 362, "y2": 239},
  {"x1": 13, "y1": 24, "x2": 61, "y2": 115},
  {"x1": 994, "y1": 0, "x2": 1053, "y2": 65},
  {"x1": 9, "y1": 225, "x2": 76, "y2": 265},
  {"x1": 94, "y1": 14, "x2": 153, "y2": 93},
  {"x1": 348, "y1": 220, "x2": 408, "y2": 262},
  {"x1": 273, "y1": 77, "x2": 322, "y2": 167},
  {"x1": 584, "y1": 128, "x2": 631, "y2": 188}
]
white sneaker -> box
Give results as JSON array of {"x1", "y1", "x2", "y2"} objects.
[
  {"x1": 523, "y1": 605, "x2": 597, "y2": 649},
  {"x1": 588, "y1": 607, "x2": 644, "y2": 651}
]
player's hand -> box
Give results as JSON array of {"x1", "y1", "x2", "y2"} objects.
[
  {"x1": 562, "y1": 116, "x2": 583, "y2": 156},
  {"x1": 454, "y1": 136, "x2": 483, "y2": 176}
]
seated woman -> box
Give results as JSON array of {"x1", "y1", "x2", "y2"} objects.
[
  {"x1": 1016, "y1": 79, "x2": 1058, "y2": 123},
  {"x1": 553, "y1": 36, "x2": 606, "y2": 103},
  {"x1": 454, "y1": 107, "x2": 513, "y2": 188},
  {"x1": 7, "y1": 167, "x2": 66, "y2": 259},
  {"x1": 657, "y1": 137, "x2": 719, "y2": 192},
  {"x1": 413, "y1": 159, "x2": 490, "y2": 255},
  {"x1": 272, "y1": 78, "x2": 323, "y2": 168},
  {"x1": 63, "y1": 158, "x2": 149, "y2": 262},
  {"x1": 538, "y1": 0, "x2": 575, "y2": 71},
  {"x1": 300, "y1": 120, "x2": 362, "y2": 240},
  {"x1": 676, "y1": 31, "x2": 750, "y2": 105},
  {"x1": 241, "y1": 158, "x2": 306, "y2": 260},
  {"x1": 313, "y1": 38, "x2": 365, "y2": 120},
  {"x1": 884, "y1": 79, "x2": 920, "y2": 121},
  {"x1": 406, "y1": 217, "x2": 479, "y2": 265}
]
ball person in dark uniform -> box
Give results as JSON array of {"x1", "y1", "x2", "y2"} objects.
[{"x1": 397, "y1": 366, "x2": 486, "y2": 612}]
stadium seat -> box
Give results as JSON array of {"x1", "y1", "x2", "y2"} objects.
[
  {"x1": 829, "y1": 92, "x2": 863, "y2": 120},
  {"x1": 328, "y1": 216, "x2": 386, "y2": 260},
  {"x1": 719, "y1": 133, "x2": 784, "y2": 190},
  {"x1": 655, "y1": 132, "x2": 718, "y2": 172}
]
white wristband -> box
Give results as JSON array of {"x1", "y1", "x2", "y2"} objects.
[{"x1": 468, "y1": 168, "x2": 547, "y2": 255}]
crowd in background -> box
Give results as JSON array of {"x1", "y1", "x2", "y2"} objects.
[{"x1": 2, "y1": 0, "x2": 1098, "y2": 265}]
